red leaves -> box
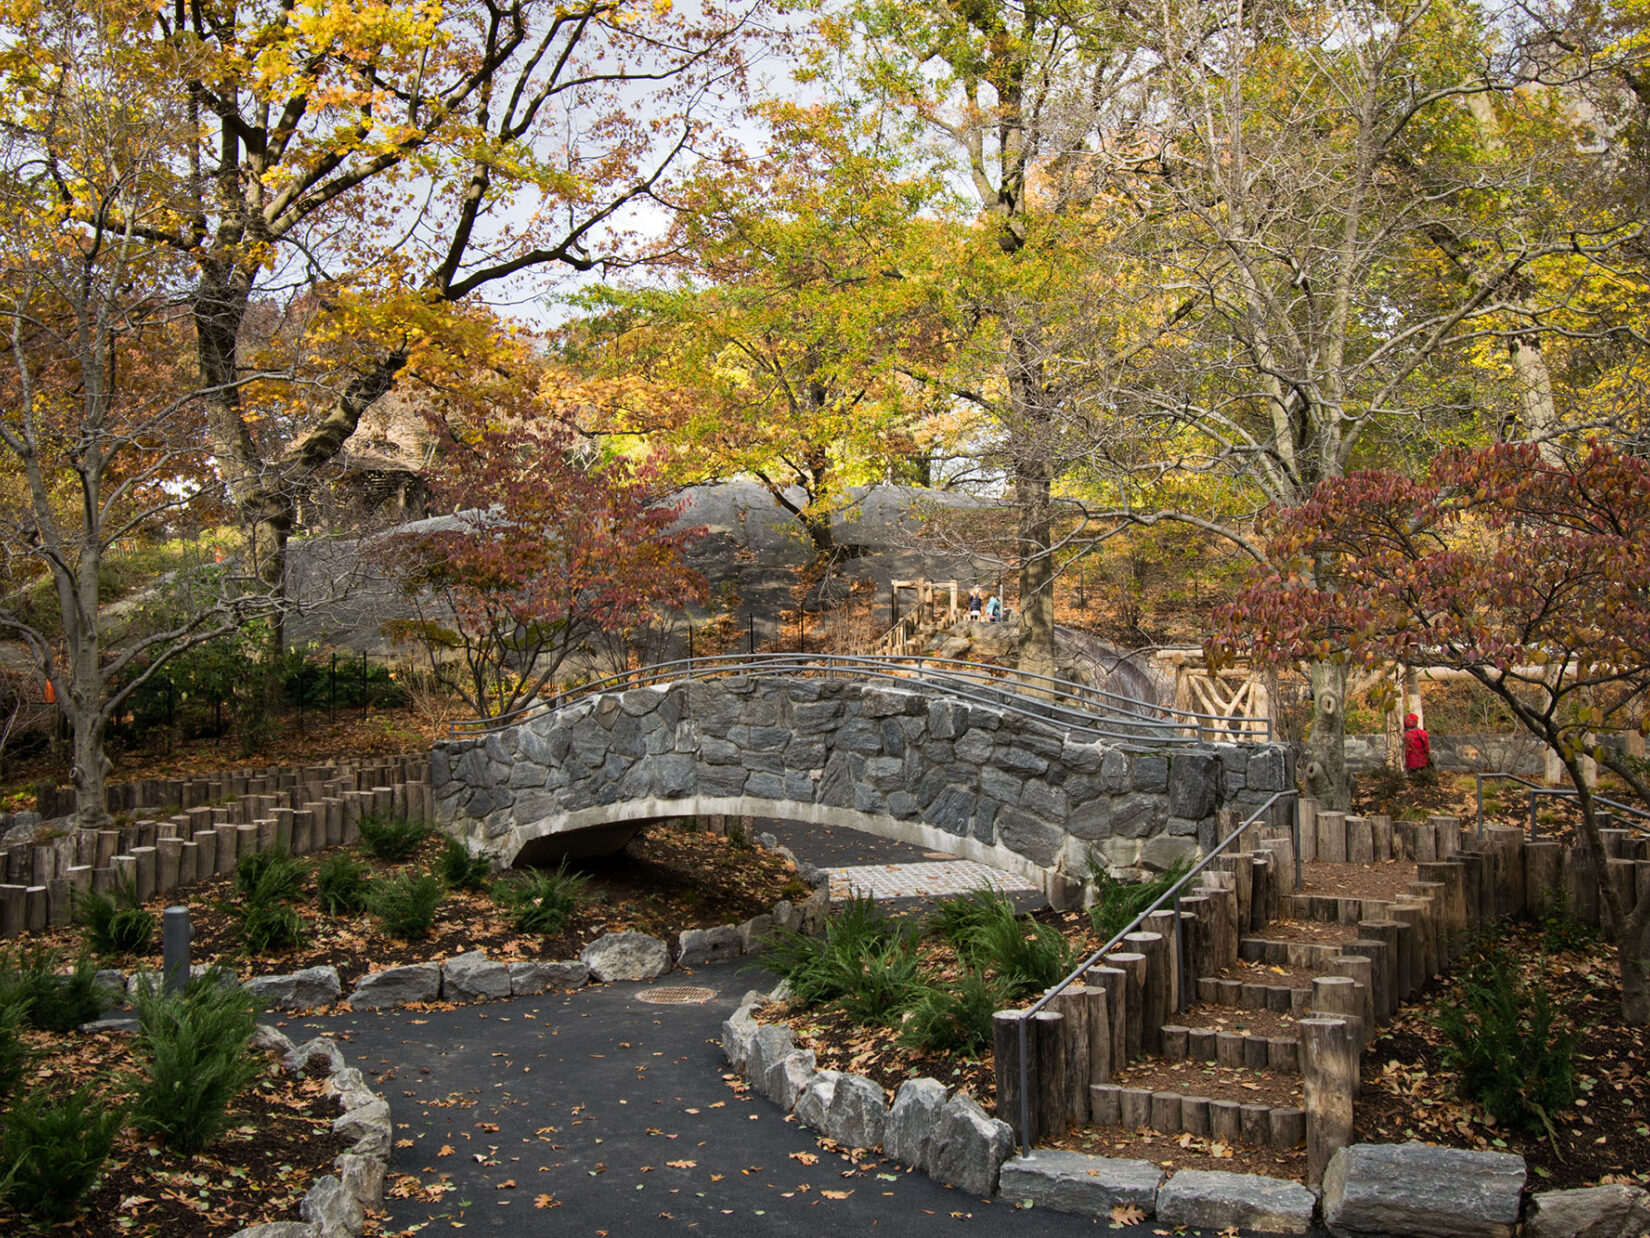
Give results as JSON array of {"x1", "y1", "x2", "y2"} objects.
[
  {"x1": 1212, "y1": 444, "x2": 1650, "y2": 698},
  {"x1": 386, "y1": 423, "x2": 706, "y2": 716}
]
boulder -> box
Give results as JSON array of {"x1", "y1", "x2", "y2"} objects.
[
  {"x1": 287, "y1": 1037, "x2": 347, "y2": 1075},
  {"x1": 738, "y1": 914, "x2": 775, "y2": 953},
  {"x1": 244, "y1": 966, "x2": 342, "y2": 1009},
  {"x1": 761, "y1": 1048, "x2": 816, "y2": 1111},
  {"x1": 229, "y1": 1225, "x2": 319, "y2": 1238},
  {"x1": 580, "y1": 931, "x2": 671, "y2": 982},
  {"x1": 928, "y1": 1092, "x2": 1015, "y2": 1197},
  {"x1": 1525, "y1": 1185, "x2": 1650, "y2": 1238},
  {"x1": 300, "y1": 1175, "x2": 363, "y2": 1238},
  {"x1": 441, "y1": 952, "x2": 511, "y2": 1002},
  {"x1": 794, "y1": 1071, "x2": 842, "y2": 1133},
  {"x1": 677, "y1": 925, "x2": 744, "y2": 966},
  {"x1": 349, "y1": 963, "x2": 440, "y2": 1009},
  {"x1": 332, "y1": 1099, "x2": 392, "y2": 1158},
  {"x1": 336, "y1": 1151, "x2": 386, "y2": 1209},
  {"x1": 884, "y1": 1078, "x2": 949, "y2": 1171},
  {"x1": 252, "y1": 1023, "x2": 298, "y2": 1061},
  {"x1": 1322, "y1": 1142, "x2": 1526, "y2": 1238},
  {"x1": 824, "y1": 1073, "x2": 887, "y2": 1150},
  {"x1": 1157, "y1": 1169, "x2": 1316, "y2": 1236},
  {"x1": 999, "y1": 1151, "x2": 1163, "y2": 1218},
  {"x1": 507, "y1": 960, "x2": 589, "y2": 995},
  {"x1": 743, "y1": 1023, "x2": 795, "y2": 1089},
  {"x1": 721, "y1": 1008, "x2": 760, "y2": 1070}
]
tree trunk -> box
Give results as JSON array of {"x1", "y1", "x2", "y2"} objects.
[
  {"x1": 1304, "y1": 658, "x2": 1350, "y2": 810},
  {"x1": 68, "y1": 680, "x2": 110, "y2": 832},
  {"x1": 1507, "y1": 335, "x2": 1564, "y2": 466},
  {"x1": 1622, "y1": 907, "x2": 1650, "y2": 1026}
]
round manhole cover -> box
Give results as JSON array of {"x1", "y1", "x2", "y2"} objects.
[{"x1": 637, "y1": 985, "x2": 717, "y2": 1005}]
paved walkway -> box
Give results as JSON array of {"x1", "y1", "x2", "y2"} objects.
[
  {"x1": 827, "y1": 859, "x2": 1039, "y2": 901},
  {"x1": 283, "y1": 821, "x2": 1199, "y2": 1235}
]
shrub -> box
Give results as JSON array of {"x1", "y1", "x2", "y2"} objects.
[
  {"x1": 899, "y1": 966, "x2": 1012, "y2": 1056},
  {"x1": 0, "y1": 1082, "x2": 124, "y2": 1222},
  {"x1": 357, "y1": 812, "x2": 430, "y2": 861},
  {"x1": 74, "y1": 873, "x2": 155, "y2": 957},
  {"x1": 368, "y1": 871, "x2": 444, "y2": 940},
  {"x1": 315, "y1": 852, "x2": 374, "y2": 916},
  {"x1": 232, "y1": 847, "x2": 307, "y2": 954},
  {"x1": 962, "y1": 906, "x2": 1074, "y2": 995},
  {"x1": 836, "y1": 933, "x2": 922, "y2": 1025},
  {"x1": 1436, "y1": 950, "x2": 1577, "y2": 1136},
  {"x1": 1533, "y1": 890, "x2": 1593, "y2": 954},
  {"x1": 128, "y1": 968, "x2": 262, "y2": 1157},
  {"x1": 0, "y1": 993, "x2": 30, "y2": 1102},
  {"x1": 0, "y1": 947, "x2": 111, "y2": 1033},
  {"x1": 234, "y1": 845, "x2": 306, "y2": 904},
  {"x1": 436, "y1": 836, "x2": 493, "y2": 892},
  {"x1": 926, "y1": 885, "x2": 1017, "y2": 947},
  {"x1": 493, "y1": 861, "x2": 589, "y2": 937},
  {"x1": 1087, "y1": 858, "x2": 1190, "y2": 946}
]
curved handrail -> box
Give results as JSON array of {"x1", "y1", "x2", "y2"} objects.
[{"x1": 445, "y1": 653, "x2": 1274, "y2": 747}]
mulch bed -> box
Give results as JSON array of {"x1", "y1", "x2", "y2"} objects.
[
  {"x1": 1297, "y1": 860, "x2": 1420, "y2": 902},
  {"x1": 26, "y1": 823, "x2": 806, "y2": 992},
  {"x1": 0, "y1": 1034, "x2": 351, "y2": 1236},
  {"x1": 1356, "y1": 922, "x2": 1650, "y2": 1192},
  {"x1": 767, "y1": 905, "x2": 1647, "y2": 1192}
]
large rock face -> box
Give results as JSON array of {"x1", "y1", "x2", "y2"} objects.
[
  {"x1": 884, "y1": 1078, "x2": 949, "y2": 1171},
  {"x1": 244, "y1": 966, "x2": 341, "y2": 1009},
  {"x1": 1322, "y1": 1142, "x2": 1526, "y2": 1238},
  {"x1": 434, "y1": 676, "x2": 1293, "y2": 880}
]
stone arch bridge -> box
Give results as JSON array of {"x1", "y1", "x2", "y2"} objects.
[{"x1": 431, "y1": 657, "x2": 1294, "y2": 898}]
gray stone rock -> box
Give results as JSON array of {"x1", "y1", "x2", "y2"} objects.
[
  {"x1": 677, "y1": 925, "x2": 744, "y2": 966},
  {"x1": 1322, "y1": 1142, "x2": 1526, "y2": 1238},
  {"x1": 287, "y1": 1037, "x2": 347, "y2": 1075},
  {"x1": 580, "y1": 931, "x2": 671, "y2": 982},
  {"x1": 793, "y1": 1070, "x2": 842, "y2": 1132},
  {"x1": 442, "y1": 952, "x2": 511, "y2": 1002},
  {"x1": 252, "y1": 1023, "x2": 298, "y2": 1062},
  {"x1": 1140, "y1": 833, "x2": 1199, "y2": 871},
  {"x1": 744, "y1": 1023, "x2": 795, "y2": 1087},
  {"x1": 1169, "y1": 753, "x2": 1222, "y2": 819},
  {"x1": 884, "y1": 1078, "x2": 948, "y2": 1171},
  {"x1": 95, "y1": 968, "x2": 128, "y2": 1001},
  {"x1": 230, "y1": 1225, "x2": 319, "y2": 1238},
  {"x1": 1524, "y1": 1185, "x2": 1650, "y2": 1238},
  {"x1": 336, "y1": 1153, "x2": 385, "y2": 1210},
  {"x1": 996, "y1": 807, "x2": 1063, "y2": 866},
  {"x1": 333, "y1": 1098, "x2": 392, "y2": 1158},
  {"x1": 928, "y1": 1092, "x2": 1015, "y2": 1197},
  {"x1": 1131, "y1": 754, "x2": 1169, "y2": 793},
  {"x1": 739, "y1": 914, "x2": 775, "y2": 952},
  {"x1": 300, "y1": 1174, "x2": 364, "y2": 1238},
  {"x1": 824, "y1": 1073, "x2": 887, "y2": 1150},
  {"x1": 998, "y1": 1151, "x2": 1163, "y2": 1218},
  {"x1": 349, "y1": 963, "x2": 440, "y2": 1009},
  {"x1": 721, "y1": 1007, "x2": 760, "y2": 1070},
  {"x1": 507, "y1": 960, "x2": 588, "y2": 995},
  {"x1": 762, "y1": 1048, "x2": 816, "y2": 1111},
  {"x1": 1157, "y1": 1169, "x2": 1316, "y2": 1235}
]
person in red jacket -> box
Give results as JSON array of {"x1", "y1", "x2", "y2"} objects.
[{"x1": 1403, "y1": 712, "x2": 1431, "y2": 775}]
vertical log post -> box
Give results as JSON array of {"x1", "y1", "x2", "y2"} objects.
[
  {"x1": 1301, "y1": 1017, "x2": 1359, "y2": 1186},
  {"x1": 1050, "y1": 987, "x2": 1092, "y2": 1126}
]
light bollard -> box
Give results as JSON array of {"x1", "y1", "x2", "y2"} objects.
[{"x1": 162, "y1": 905, "x2": 193, "y2": 995}]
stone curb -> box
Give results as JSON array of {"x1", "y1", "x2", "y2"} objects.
[{"x1": 223, "y1": 1025, "x2": 391, "y2": 1238}]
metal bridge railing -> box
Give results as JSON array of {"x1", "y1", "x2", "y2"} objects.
[{"x1": 445, "y1": 653, "x2": 1273, "y2": 747}]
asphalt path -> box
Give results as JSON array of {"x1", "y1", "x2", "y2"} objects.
[
  {"x1": 283, "y1": 961, "x2": 1181, "y2": 1236},
  {"x1": 279, "y1": 819, "x2": 1215, "y2": 1236}
]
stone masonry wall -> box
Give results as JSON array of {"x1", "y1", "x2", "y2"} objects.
[{"x1": 431, "y1": 677, "x2": 1294, "y2": 884}]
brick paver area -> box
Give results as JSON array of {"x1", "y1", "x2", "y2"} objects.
[{"x1": 827, "y1": 859, "x2": 1039, "y2": 901}]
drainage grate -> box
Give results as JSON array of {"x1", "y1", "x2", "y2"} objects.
[{"x1": 636, "y1": 985, "x2": 717, "y2": 1005}]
